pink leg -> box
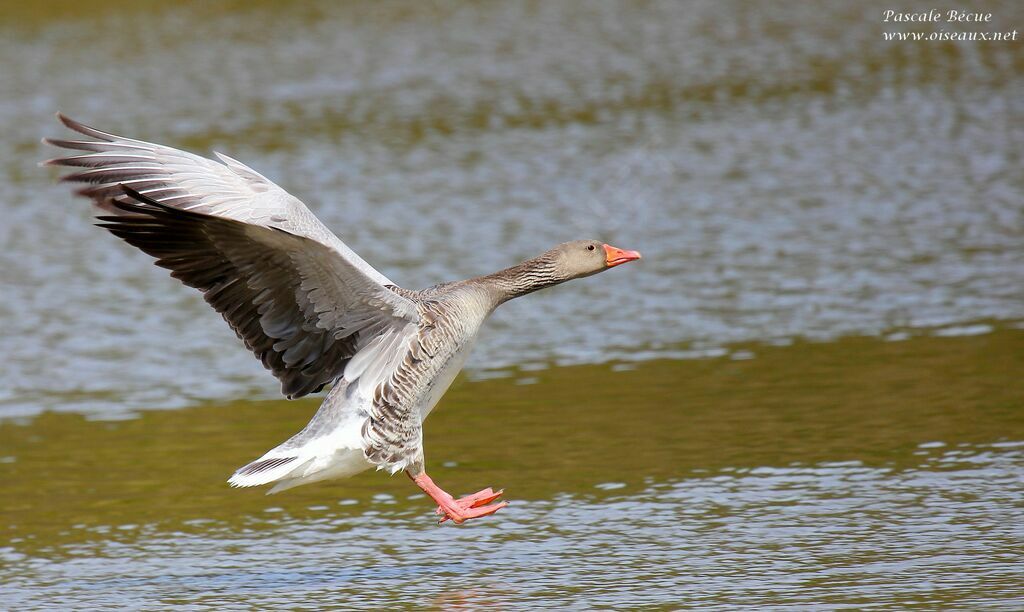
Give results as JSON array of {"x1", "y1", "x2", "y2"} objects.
[{"x1": 410, "y1": 472, "x2": 508, "y2": 524}]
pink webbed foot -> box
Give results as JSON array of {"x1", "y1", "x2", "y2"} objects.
[
  {"x1": 410, "y1": 472, "x2": 508, "y2": 525},
  {"x1": 435, "y1": 487, "x2": 506, "y2": 524}
]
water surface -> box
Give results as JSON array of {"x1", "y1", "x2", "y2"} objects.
[
  {"x1": 1, "y1": 1, "x2": 1023, "y2": 608},
  {"x1": 3, "y1": 329, "x2": 1023, "y2": 608}
]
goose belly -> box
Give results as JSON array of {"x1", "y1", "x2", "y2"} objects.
[{"x1": 418, "y1": 337, "x2": 477, "y2": 421}]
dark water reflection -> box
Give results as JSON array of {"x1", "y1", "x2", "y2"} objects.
[{"x1": 2, "y1": 329, "x2": 1022, "y2": 607}]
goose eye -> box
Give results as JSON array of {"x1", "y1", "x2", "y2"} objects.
[{"x1": 587, "y1": 245, "x2": 595, "y2": 251}]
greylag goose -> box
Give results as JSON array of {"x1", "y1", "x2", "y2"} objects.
[{"x1": 44, "y1": 114, "x2": 641, "y2": 524}]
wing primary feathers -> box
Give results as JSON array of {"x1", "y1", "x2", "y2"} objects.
[
  {"x1": 119, "y1": 184, "x2": 176, "y2": 210},
  {"x1": 91, "y1": 184, "x2": 419, "y2": 399},
  {"x1": 49, "y1": 118, "x2": 422, "y2": 405}
]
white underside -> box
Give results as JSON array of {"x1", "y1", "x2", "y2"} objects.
[{"x1": 228, "y1": 335, "x2": 478, "y2": 494}]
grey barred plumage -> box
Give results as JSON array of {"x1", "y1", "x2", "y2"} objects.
[{"x1": 362, "y1": 291, "x2": 489, "y2": 474}]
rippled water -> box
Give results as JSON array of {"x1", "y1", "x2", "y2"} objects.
[
  {"x1": 3, "y1": 331, "x2": 1023, "y2": 608},
  {"x1": 2, "y1": 1, "x2": 1023, "y2": 608},
  {"x1": 5, "y1": 445, "x2": 1022, "y2": 609}
]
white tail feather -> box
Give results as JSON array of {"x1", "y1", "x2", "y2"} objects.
[{"x1": 228, "y1": 454, "x2": 311, "y2": 489}]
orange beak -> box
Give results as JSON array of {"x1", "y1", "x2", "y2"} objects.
[{"x1": 603, "y1": 243, "x2": 642, "y2": 267}]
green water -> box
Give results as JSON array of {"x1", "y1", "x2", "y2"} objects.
[{"x1": 3, "y1": 328, "x2": 1022, "y2": 607}]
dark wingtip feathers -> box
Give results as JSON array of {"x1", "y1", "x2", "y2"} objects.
[
  {"x1": 120, "y1": 184, "x2": 160, "y2": 206},
  {"x1": 109, "y1": 185, "x2": 197, "y2": 219},
  {"x1": 236, "y1": 456, "x2": 298, "y2": 476},
  {"x1": 55, "y1": 112, "x2": 115, "y2": 142}
]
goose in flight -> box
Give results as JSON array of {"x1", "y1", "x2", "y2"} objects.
[{"x1": 44, "y1": 114, "x2": 641, "y2": 524}]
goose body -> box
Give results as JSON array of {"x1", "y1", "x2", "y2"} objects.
[
  {"x1": 235, "y1": 288, "x2": 486, "y2": 494},
  {"x1": 45, "y1": 114, "x2": 640, "y2": 524}
]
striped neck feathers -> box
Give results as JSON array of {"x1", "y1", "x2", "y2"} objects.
[{"x1": 476, "y1": 252, "x2": 567, "y2": 307}]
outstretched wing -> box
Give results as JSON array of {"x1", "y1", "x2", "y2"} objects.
[
  {"x1": 43, "y1": 113, "x2": 393, "y2": 287},
  {"x1": 45, "y1": 114, "x2": 421, "y2": 398},
  {"x1": 95, "y1": 190, "x2": 420, "y2": 398}
]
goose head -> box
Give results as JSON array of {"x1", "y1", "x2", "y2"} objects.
[
  {"x1": 547, "y1": 239, "x2": 642, "y2": 281},
  {"x1": 477, "y1": 239, "x2": 641, "y2": 306}
]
